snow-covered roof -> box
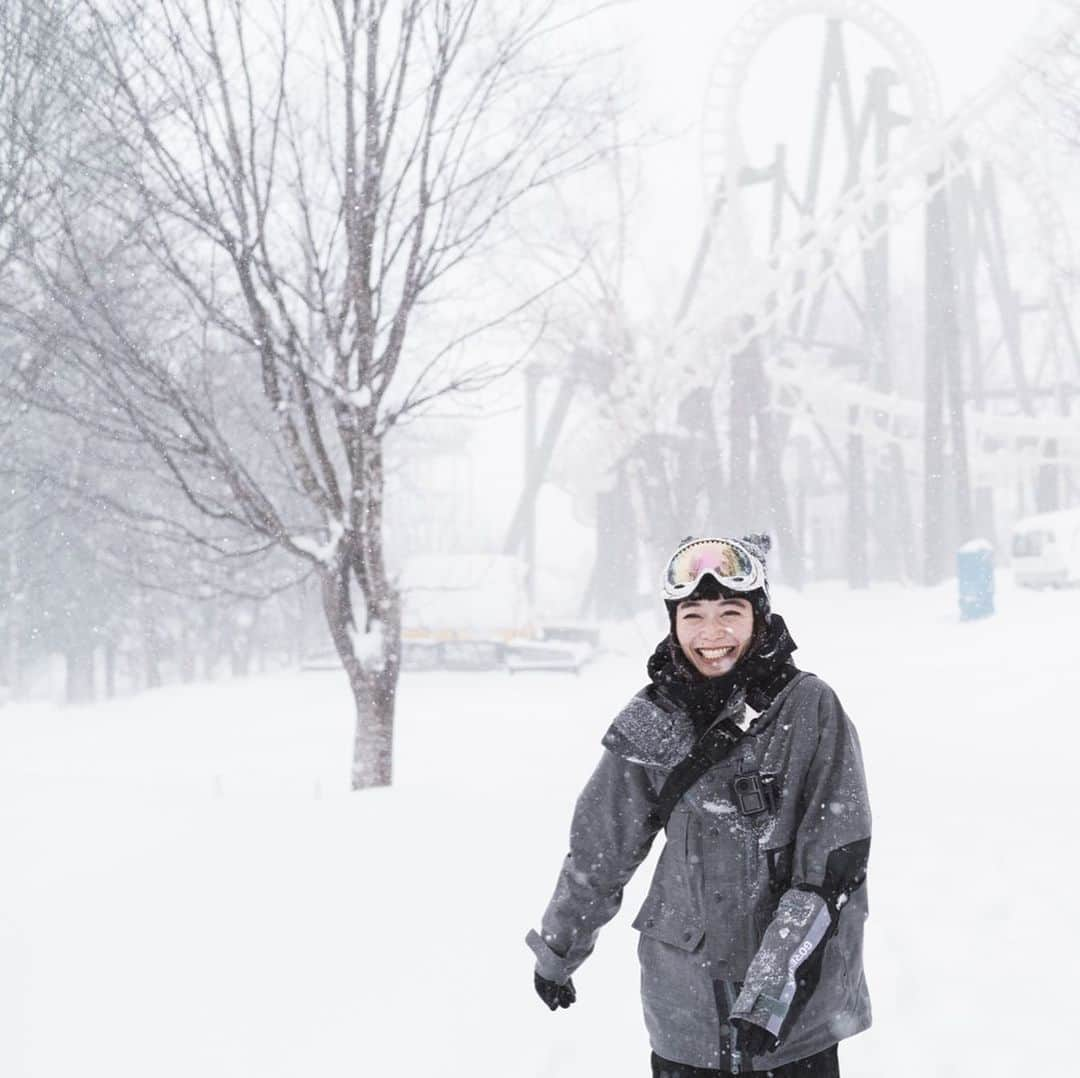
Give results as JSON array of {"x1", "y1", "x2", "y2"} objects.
[
  {"x1": 400, "y1": 554, "x2": 530, "y2": 633},
  {"x1": 1012, "y1": 508, "x2": 1080, "y2": 533}
]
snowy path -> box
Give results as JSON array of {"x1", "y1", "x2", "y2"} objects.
[{"x1": 2, "y1": 578, "x2": 1076, "y2": 1076}]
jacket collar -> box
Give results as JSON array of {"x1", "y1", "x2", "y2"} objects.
[{"x1": 602, "y1": 671, "x2": 807, "y2": 768}]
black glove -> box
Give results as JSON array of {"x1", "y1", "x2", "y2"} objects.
[
  {"x1": 534, "y1": 971, "x2": 576, "y2": 1010},
  {"x1": 732, "y1": 1017, "x2": 778, "y2": 1058}
]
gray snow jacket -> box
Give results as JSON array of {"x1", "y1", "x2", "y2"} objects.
[{"x1": 526, "y1": 671, "x2": 871, "y2": 1071}]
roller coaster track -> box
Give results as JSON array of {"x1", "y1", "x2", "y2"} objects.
[
  {"x1": 694, "y1": 0, "x2": 1080, "y2": 434},
  {"x1": 701, "y1": 0, "x2": 941, "y2": 283},
  {"x1": 508, "y1": 1, "x2": 1080, "y2": 593}
]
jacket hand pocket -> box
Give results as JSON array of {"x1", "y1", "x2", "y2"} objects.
[{"x1": 632, "y1": 897, "x2": 705, "y2": 952}]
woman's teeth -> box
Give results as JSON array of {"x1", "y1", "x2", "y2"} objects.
[{"x1": 698, "y1": 647, "x2": 733, "y2": 660}]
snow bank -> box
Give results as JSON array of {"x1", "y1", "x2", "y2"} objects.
[{"x1": 2, "y1": 575, "x2": 1077, "y2": 1077}]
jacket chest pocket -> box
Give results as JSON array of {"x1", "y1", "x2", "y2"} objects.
[
  {"x1": 683, "y1": 760, "x2": 742, "y2": 820},
  {"x1": 686, "y1": 758, "x2": 783, "y2": 848}
]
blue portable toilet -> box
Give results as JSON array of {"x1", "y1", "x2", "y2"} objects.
[{"x1": 957, "y1": 538, "x2": 995, "y2": 620}]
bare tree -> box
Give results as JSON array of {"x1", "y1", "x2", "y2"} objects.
[
  {"x1": 1, "y1": 0, "x2": 90, "y2": 450},
  {"x1": 19, "y1": 0, "x2": 617, "y2": 786},
  {"x1": 0, "y1": 2, "x2": 75, "y2": 275}
]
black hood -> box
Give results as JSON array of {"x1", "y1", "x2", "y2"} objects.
[{"x1": 646, "y1": 612, "x2": 798, "y2": 735}]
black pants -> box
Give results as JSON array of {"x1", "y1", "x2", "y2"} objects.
[{"x1": 651, "y1": 1042, "x2": 839, "y2": 1078}]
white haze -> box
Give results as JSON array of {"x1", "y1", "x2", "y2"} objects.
[{"x1": 4, "y1": 2, "x2": 1076, "y2": 1075}]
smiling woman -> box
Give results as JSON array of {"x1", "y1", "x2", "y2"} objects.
[
  {"x1": 527, "y1": 534, "x2": 873, "y2": 1077},
  {"x1": 674, "y1": 598, "x2": 755, "y2": 678}
]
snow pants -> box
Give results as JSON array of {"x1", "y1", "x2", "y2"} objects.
[{"x1": 651, "y1": 1043, "x2": 839, "y2": 1078}]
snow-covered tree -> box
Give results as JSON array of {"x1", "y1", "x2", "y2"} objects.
[{"x1": 11, "y1": 0, "x2": 615, "y2": 787}]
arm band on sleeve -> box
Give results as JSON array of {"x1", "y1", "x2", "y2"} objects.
[{"x1": 732, "y1": 837, "x2": 870, "y2": 1040}]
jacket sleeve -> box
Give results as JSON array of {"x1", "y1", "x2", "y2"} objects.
[
  {"x1": 526, "y1": 748, "x2": 661, "y2": 984},
  {"x1": 731, "y1": 684, "x2": 871, "y2": 1044}
]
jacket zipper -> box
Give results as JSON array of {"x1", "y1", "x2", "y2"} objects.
[{"x1": 721, "y1": 980, "x2": 742, "y2": 1074}]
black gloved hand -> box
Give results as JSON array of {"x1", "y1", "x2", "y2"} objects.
[
  {"x1": 534, "y1": 971, "x2": 576, "y2": 1010},
  {"x1": 732, "y1": 1017, "x2": 778, "y2": 1058}
]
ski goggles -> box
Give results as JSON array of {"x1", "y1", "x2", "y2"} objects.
[{"x1": 661, "y1": 538, "x2": 766, "y2": 601}]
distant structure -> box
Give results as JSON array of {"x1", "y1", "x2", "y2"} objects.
[{"x1": 507, "y1": 0, "x2": 1080, "y2": 610}]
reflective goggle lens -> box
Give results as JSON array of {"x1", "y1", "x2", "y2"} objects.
[{"x1": 663, "y1": 540, "x2": 761, "y2": 596}]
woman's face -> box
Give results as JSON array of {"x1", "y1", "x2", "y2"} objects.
[{"x1": 675, "y1": 597, "x2": 755, "y2": 677}]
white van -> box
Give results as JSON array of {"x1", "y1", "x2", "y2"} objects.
[{"x1": 1011, "y1": 509, "x2": 1080, "y2": 588}]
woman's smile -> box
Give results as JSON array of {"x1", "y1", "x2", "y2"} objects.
[{"x1": 675, "y1": 597, "x2": 755, "y2": 677}]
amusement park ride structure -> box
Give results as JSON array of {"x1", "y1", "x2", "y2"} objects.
[{"x1": 506, "y1": 0, "x2": 1080, "y2": 610}]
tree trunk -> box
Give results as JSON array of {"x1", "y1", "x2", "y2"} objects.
[
  {"x1": 104, "y1": 640, "x2": 117, "y2": 698},
  {"x1": 592, "y1": 467, "x2": 638, "y2": 620},
  {"x1": 229, "y1": 603, "x2": 258, "y2": 677},
  {"x1": 321, "y1": 558, "x2": 402, "y2": 790},
  {"x1": 1036, "y1": 439, "x2": 1060, "y2": 513},
  {"x1": 65, "y1": 643, "x2": 95, "y2": 704},
  {"x1": 846, "y1": 407, "x2": 870, "y2": 589},
  {"x1": 319, "y1": 428, "x2": 403, "y2": 790},
  {"x1": 178, "y1": 628, "x2": 196, "y2": 683},
  {"x1": 5, "y1": 520, "x2": 26, "y2": 699},
  {"x1": 347, "y1": 663, "x2": 396, "y2": 788},
  {"x1": 139, "y1": 600, "x2": 162, "y2": 689},
  {"x1": 230, "y1": 638, "x2": 251, "y2": 677},
  {"x1": 4, "y1": 603, "x2": 22, "y2": 700},
  {"x1": 200, "y1": 603, "x2": 220, "y2": 680}
]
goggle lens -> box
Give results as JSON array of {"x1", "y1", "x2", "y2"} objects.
[{"x1": 663, "y1": 539, "x2": 762, "y2": 596}]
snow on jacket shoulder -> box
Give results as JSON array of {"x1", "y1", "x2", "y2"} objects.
[{"x1": 526, "y1": 671, "x2": 872, "y2": 1071}]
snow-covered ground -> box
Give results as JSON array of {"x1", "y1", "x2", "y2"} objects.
[{"x1": 2, "y1": 575, "x2": 1077, "y2": 1077}]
